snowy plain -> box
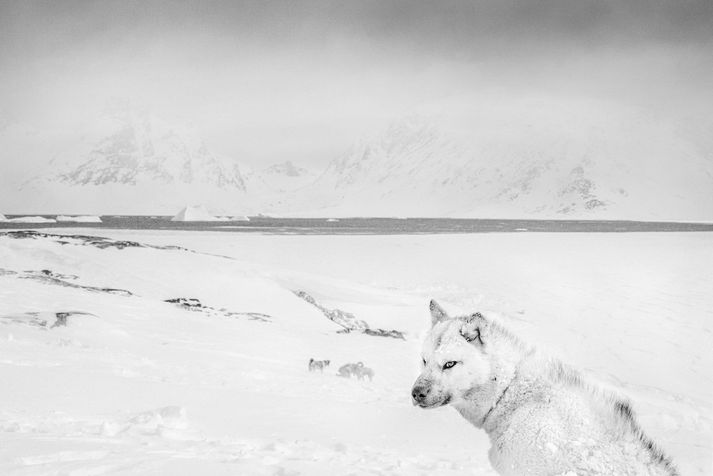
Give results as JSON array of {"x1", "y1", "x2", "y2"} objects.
[{"x1": 0, "y1": 228, "x2": 711, "y2": 475}]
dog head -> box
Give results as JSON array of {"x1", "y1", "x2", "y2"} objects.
[{"x1": 411, "y1": 300, "x2": 493, "y2": 409}]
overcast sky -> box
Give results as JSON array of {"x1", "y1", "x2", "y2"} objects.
[{"x1": 1, "y1": 0, "x2": 711, "y2": 171}]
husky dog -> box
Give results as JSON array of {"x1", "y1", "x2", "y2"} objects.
[
  {"x1": 354, "y1": 364, "x2": 375, "y2": 381},
  {"x1": 337, "y1": 362, "x2": 363, "y2": 378},
  {"x1": 411, "y1": 300, "x2": 678, "y2": 476},
  {"x1": 308, "y1": 358, "x2": 330, "y2": 372}
]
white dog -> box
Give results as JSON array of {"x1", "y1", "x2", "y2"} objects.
[
  {"x1": 354, "y1": 364, "x2": 374, "y2": 381},
  {"x1": 308, "y1": 358, "x2": 330, "y2": 372},
  {"x1": 411, "y1": 300, "x2": 678, "y2": 476}
]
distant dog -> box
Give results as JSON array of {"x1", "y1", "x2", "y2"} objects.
[
  {"x1": 411, "y1": 300, "x2": 678, "y2": 476},
  {"x1": 308, "y1": 358, "x2": 330, "y2": 372},
  {"x1": 337, "y1": 362, "x2": 374, "y2": 381},
  {"x1": 337, "y1": 361, "x2": 362, "y2": 378},
  {"x1": 354, "y1": 364, "x2": 374, "y2": 381},
  {"x1": 337, "y1": 362, "x2": 361, "y2": 377}
]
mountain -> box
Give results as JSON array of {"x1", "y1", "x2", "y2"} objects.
[
  {"x1": 48, "y1": 109, "x2": 246, "y2": 189},
  {"x1": 20, "y1": 108, "x2": 260, "y2": 215},
  {"x1": 290, "y1": 95, "x2": 713, "y2": 221},
  {"x1": 6, "y1": 95, "x2": 713, "y2": 220},
  {"x1": 258, "y1": 161, "x2": 318, "y2": 192}
]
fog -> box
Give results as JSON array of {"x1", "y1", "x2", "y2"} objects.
[{"x1": 1, "y1": 0, "x2": 711, "y2": 175}]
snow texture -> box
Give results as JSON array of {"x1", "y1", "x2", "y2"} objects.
[{"x1": 0, "y1": 229, "x2": 710, "y2": 475}]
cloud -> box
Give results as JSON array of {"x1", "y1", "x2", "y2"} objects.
[{"x1": 0, "y1": 0, "x2": 710, "y2": 171}]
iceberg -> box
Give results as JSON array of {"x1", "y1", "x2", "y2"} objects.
[
  {"x1": 171, "y1": 205, "x2": 228, "y2": 222},
  {"x1": 56, "y1": 215, "x2": 103, "y2": 223},
  {"x1": 7, "y1": 216, "x2": 57, "y2": 223}
]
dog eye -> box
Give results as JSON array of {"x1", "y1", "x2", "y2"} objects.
[
  {"x1": 422, "y1": 358, "x2": 427, "y2": 366},
  {"x1": 443, "y1": 361, "x2": 457, "y2": 370}
]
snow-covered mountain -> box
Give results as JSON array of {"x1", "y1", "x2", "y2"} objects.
[
  {"x1": 6, "y1": 95, "x2": 713, "y2": 220},
  {"x1": 259, "y1": 161, "x2": 318, "y2": 191},
  {"x1": 290, "y1": 95, "x2": 713, "y2": 220},
  {"x1": 19, "y1": 108, "x2": 263, "y2": 215},
  {"x1": 48, "y1": 110, "x2": 245, "y2": 189}
]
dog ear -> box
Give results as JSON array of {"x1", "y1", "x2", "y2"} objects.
[
  {"x1": 429, "y1": 299, "x2": 449, "y2": 327},
  {"x1": 460, "y1": 312, "x2": 485, "y2": 345}
]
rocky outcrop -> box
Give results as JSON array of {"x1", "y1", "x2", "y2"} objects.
[
  {"x1": 293, "y1": 290, "x2": 368, "y2": 331},
  {"x1": 294, "y1": 290, "x2": 405, "y2": 339},
  {"x1": 1, "y1": 230, "x2": 187, "y2": 251},
  {"x1": 164, "y1": 297, "x2": 271, "y2": 322},
  {"x1": 1, "y1": 267, "x2": 134, "y2": 296},
  {"x1": 0, "y1": 311, "x2": 98, "y2": 329}
]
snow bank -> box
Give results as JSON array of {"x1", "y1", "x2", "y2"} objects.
[
  {"x1": 7, "y1": 216, "x2": 56, "y2": 223},
  {"x1": 56, "y1": 215, "x2": 103, "y2": 223},
  {"x1": 171, "y1": 205, "x2": 228, "y2": 222}
]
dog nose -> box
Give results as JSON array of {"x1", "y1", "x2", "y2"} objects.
[{"x1": 411, "y1": 385, "x2": 429, "y2": 403}]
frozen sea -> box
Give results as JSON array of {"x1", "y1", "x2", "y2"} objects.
[
  {"x1": 1, "y1": 215, "x2": 712, "y2": 234},
  {"x1": 0, "y1": 221, "x2": 711, "y2": 475}
]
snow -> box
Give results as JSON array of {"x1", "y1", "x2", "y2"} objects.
[
  {"x1": 171, "y1": 205, "x2": 229, "y2": 222},
  {"x1": 283, "y1": 95, "x2": 713, "y2": 221},
  {"x1": 56, "y1": 215, "x2": 103, "y2": 223},
  {"x1": 6, "y1": 216, "x2": 56, "y2": 223},
  {"x1": 0, "y1": 214, "x2": 5, "y2": 221},
  {"x1": 258, "y1": 161, "x2": 319, "y2": 192},
  {"x1": 0, "y1": 229, "x2": 710, "y2": 475},
  {"x1": 5, "y1": 96, "x2": 712, "y2": 221}
]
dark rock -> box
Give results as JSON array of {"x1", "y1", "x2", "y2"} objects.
[
  {"x1": 362, "y1": 328, "x2": 406, "y2": 340},
  {"x1": 0, "y1": 230, "x2": 189, "y2": 252},
  {"x1": 0, "y1": 311, "x2": 97, "y2": 329},
  {"x1": 293, "y1": 290, "x2": 369, "y2": 330},
  {"x1": 164, "y1": 298, "x2": 272, "y2": 322},
  {"x1": 17, "y1": 269, "x2": 133, "y2": 296},
  {"x1": 164, "y1": 297, "x2": 203, "y2": 308},
  {"x1": 52, "y1": 312, "x2": 69, "y2": 328},
  {"x1": 293, "y1": 289, "x2": 405, "y2": 338}
]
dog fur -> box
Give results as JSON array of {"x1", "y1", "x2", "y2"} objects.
[
  {"x1": 308, "y1": 358, "x2": 330, "y2": 372},
  {"x1": 411, "y1": 300, "x2": 678, "y2": 476}
]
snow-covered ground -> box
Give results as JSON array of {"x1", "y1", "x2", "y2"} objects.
[{"x1": 0, "y1": 229, "x2": 710, "y2": 475}]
